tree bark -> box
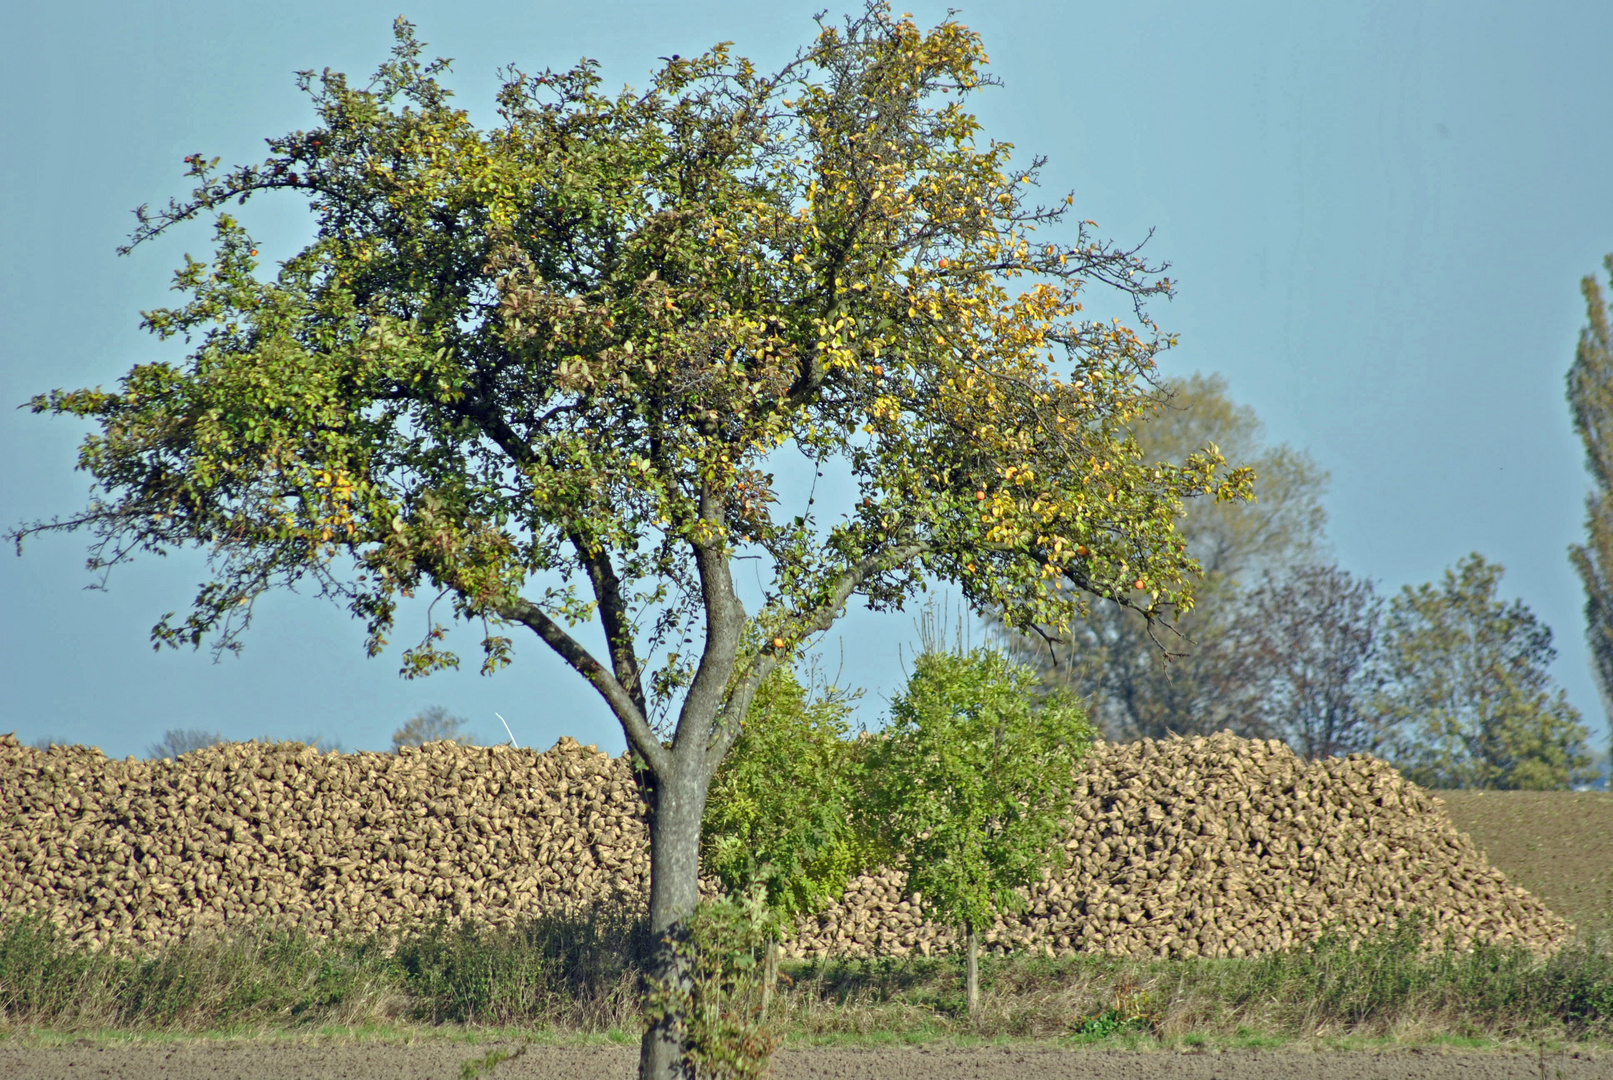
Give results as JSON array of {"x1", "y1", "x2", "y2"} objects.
[
  {"x1": 639, "y1": 765, "x2": 707, "y2": 1080},
  {"x1": 760, "y1": 936, "x2": 780, "y2": 1014},
  {"x1": 965, "y1": 922, "x2": 979, "y2": 1021}
]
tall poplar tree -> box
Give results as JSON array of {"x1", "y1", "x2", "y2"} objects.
[{"x1": 1568, "y1": 255, "x2": 1613, "y2": 756}]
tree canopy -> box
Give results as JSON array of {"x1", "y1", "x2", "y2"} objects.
[
  {"x1": 17, "y1": 12, "x2": 1245, "y2": 717},
  {"x1": 997, "y1": 373, "x2": 1319, "y2": 740},
  {"x1": 1377, "y1": 553, "x2": 1594, "y2": 790},
  {"x1": 1568, "y1": 255, "x2": 1613, "y2": 753},
  {"x1": 1131, "y1": 372, "x2": 1327, "y2": 582},
  {"x1": 11, "y1": 7, "x2": 1248, "y2": 1075},
  {"x1": 1227, "y1": 563, "x2": 1384, "y2": 760}
]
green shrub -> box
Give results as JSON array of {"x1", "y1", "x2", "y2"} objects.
[
  {"x1": 394, "y1": 909, "x2": 639, "y2": 1027},
  {"x1": 643, "y1": 891, "x2": 778, "y2": 1080}
]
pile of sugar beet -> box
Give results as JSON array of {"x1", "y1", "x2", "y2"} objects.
[{"x1": 0, "y1": 730, "x2": 1567, "y2": 958}]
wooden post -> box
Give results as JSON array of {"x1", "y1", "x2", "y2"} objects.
[{"x1": 965, "y1": 922, "x2": 980, "y2": 1020}]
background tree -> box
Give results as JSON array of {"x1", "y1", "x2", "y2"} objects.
[
  {"x1": 999, "y1": 373, "x2": 1325, "y2": 740},
  {"x1": 1376, "y1": 553, "x2": 1594, "y2": 790},
  {"x1": 700, "y1": 653, "x2": 867, "y2": 1009},
  {"x1": 146, "y1": 728, "x2": 225, "y2": 759},
  {"x1": 1226, "y1": 563, "x2": 1385, "y2": 760},
  {"x1": 1590, "y1": 746, "x2": 1612, "y2": 789},
  {"x1": 1135, "y1": 373, "x2": 1328, "y2": 582},
  {"x1": 1567, "y1": 253, "x2": 1613, "y2": 772},
  {"x1": 391, "y1": 705, "x2": 477, "y2": 751},
  {"x1": 8, "y1": 9, "x2": 1247, "y2": 1076},
  {"x1": 293, "y1": 733, "x2": 346, "y2": 753},
  {"x1": 256, "y1": 731, "x2": 345, "y2": 752},
  {"x1": 868, "y1": 643, "x2": 1093, "y2": 1019}
]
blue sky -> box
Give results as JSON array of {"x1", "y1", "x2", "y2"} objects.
[{"x1": 4, "y1": 0, "x2": 1612, "y2": 759}]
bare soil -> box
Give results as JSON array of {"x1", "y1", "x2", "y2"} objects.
[
  {"x1": 1, "y1": 1043, "x2": 1609, "y2": 1080},
  {"x1": 1438, "y1": 790, "x2": 1613, "y2": 933}
]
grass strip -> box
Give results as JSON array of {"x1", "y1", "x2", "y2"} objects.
[{"x1": 0, "y1": 912, "x2": 1609, "y2": 1045}]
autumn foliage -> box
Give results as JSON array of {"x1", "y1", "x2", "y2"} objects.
[{"x1": 13, "y1": 6, "x2": 1249, "y2": 1075}]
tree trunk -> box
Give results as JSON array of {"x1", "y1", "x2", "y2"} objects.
[
  {"x1": 760, "y1": 936, "x2": 780, "y2": 1014},
  {"x1": 639, "y1": 767, "x2": 706, "y2": 1080},
  {"x1": 965, "y1": 922, "x2": 979, "y2": 1021}
]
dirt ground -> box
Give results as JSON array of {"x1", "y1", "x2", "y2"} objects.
[
  {"x1": 1437, "y1": 789, "x2": 1613, "y2": 933},
  {"x1": 1, "y1": 1043, "x2": 1610, "y2": 1080}
]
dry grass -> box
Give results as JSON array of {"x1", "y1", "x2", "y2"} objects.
[
  {"x1": 2, "y1": 913, "x2": 1610, "y2": 1048},
  {"x1": 0, "y1": 912, "x2": 640, "y2": 1036},
  {"x1": 1438, "y1": 790, "x2": 1613, "y2": 934},
  {"x1": 769, "y1": 920, "x2": 1613, "y2": 1044}
]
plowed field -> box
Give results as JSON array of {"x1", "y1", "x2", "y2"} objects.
[
  {"x1": 1438, "y1": 789, "x2": 1613, "y2": 933},
  {"x1": 0, "y1": 1043, "x2": 1608, "y2": 1080}
]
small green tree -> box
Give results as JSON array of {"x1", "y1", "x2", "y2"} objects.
[
  {"x1": 1377, "y1": 553, "x2": 1594, "y2": 790},
  {"x1": 391, "y1": 705, "x2": 476, "y2": 751},
  {"x1": 869, "y1": 645, "x2": 1093, "y2": 1018},
  {"x1": 701, "y1": 654, "x2": 867, "y2": 1008}
]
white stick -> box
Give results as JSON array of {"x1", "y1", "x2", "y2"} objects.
[{"x1": 495, "y1": 712, "x2": 519, "y2": 749}]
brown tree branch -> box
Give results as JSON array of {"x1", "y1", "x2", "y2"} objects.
[
  {"x1": 704, "y1": 538, "x2": 932, "y2": 771},
  {"x1": 571, "y1": 533, "x2": 650, "y2": 719},
  {"x1": 497, "y1": 594, "x2": 669, "y2": 775},
  {"x1": 673, "y1": 485, "x2": 746, "y2": 768}
]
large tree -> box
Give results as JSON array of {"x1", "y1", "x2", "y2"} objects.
[
  {"x1": 1568, "y1": 254, "x2": 1613, "y2": 761},
  {"x1": 998, "y1": 373, "x2": 1324, "y2": 740},
  {"x1": 1133, "y1": 373, "x2": 1327, "y2": 582},
  {"x1": 1227, "y1": 563, "x2": 1385, "y2": 760},
  {"x1": 1376, "y1": 553, "x2": 1594, "y2": 790},
  {"x1": 9, "y1": 9, "x2": 1246, "y2": 1076}
]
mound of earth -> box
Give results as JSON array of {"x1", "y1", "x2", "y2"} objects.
[{"x1": 0, "y1": 731, "x2": 1566, "y2": 957}]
